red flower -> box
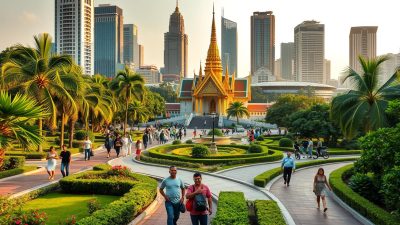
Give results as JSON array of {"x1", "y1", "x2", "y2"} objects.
[{"x1": 15, "y1": 219, "x2": 21, "y2": 225}]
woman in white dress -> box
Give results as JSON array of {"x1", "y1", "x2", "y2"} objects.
[
  {"x1": 46, "y1": 146, "x2": 58, "y2": 180},
  {"x1": 121, "y1": 134, "x2": 129, "y2": 157},
  {"x1": 127, "y1": 133, "x2": 133, "y2": 155}
]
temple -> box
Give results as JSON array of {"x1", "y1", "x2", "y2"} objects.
[{"x1": 178, "y1": 8, "x2": 251, "y2": 116}]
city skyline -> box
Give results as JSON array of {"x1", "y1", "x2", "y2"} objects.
[{"x1": 1, "y1": 0, "x2": 400, "y2": 80}]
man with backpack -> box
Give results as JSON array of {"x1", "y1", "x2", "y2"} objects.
[
  {"x1": 160, "y1": 166, "x2": 186, "y2": 225},
  {"x1": 185, "y1": 172, "x2": 212, "y2": 225}
]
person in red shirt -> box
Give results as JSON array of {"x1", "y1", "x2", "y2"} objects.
[{"x1": 185, "y1": 172, "x2": 212, "y2": 225}]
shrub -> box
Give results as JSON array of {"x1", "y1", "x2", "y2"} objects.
[
  {"x1": 212, "y1": 192, "x2": 249, "y2": 225},
  {"x1": 7, "y1": 209, "x2": 48, "y2": 225},
  {"x1": 5, "y1": 151, "x2": 46, "y2": 159},
  {"x1": 93, "y1": 164, "x2": 112, "y2": 171},
  {"x1": 60, "y1": 215, "x2": 77, "y2": 225},
  {"x1": 256, "y1": 136, "x2": 264, "y2": 141},
  {"x1": 185, "y1": 140, "x2": 194, "y2": 144},
  {"x1": 279, "y1": 138, "x2": 293, "y2": 147},
  {"x1": 88, "y1": 199, "x2": 102, "y2": 214},
  {"x1": 0, "y1": 166, "x2": 37, "y2": 179},
  {"x1": 172, "y1": 140, "x2": 181, "y2": 145},
  {"x1": 248, "y1": 144, "x2": 262, "y2": 153},
  {"x1": 140, "y1": 154, "x2": 202, "y2": 168},
  {"x1": 254, "y1": 200, "x2": 285, "y2": 225},
  {"x1": 348, "y1": 173, "x2": 381, "y2": 205},
  {"x1": 75, "y1": 130, "x2": 94, "y2": 141},
  {"x1": 1, "y1": 156, "x2": 25, "y2": 171},
  {"x1": 191, "y1": 145, "x2": 210, "y2": 158},
  {"x1": 107, "y1": 165, "x2": 132, "y2": 177},
  {"x1": 207, "y1": 129, "x2": 223, "y2": 137},
  {"x1": 381, "y1": 166, "x2": 400, "y2": 215}
]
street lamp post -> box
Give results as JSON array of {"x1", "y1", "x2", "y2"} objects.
[{"x1": 210, "y1": 112, "x2": 217, "y2": 154}]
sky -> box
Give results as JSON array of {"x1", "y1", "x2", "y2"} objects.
[{"x1": 0, "y1": 0, "x2": 399, "y2": 79}]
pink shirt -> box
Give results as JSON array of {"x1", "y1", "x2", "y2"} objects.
[{"x1": 187, "y1": 184, "x2": 211, "y2": 215}]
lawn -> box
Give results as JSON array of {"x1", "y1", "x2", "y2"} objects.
[{"x1": 23, "y1": 192, "x2": 120, "y2": 225}]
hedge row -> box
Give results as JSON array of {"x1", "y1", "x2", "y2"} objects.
[
  {"x1": 254, "y1": 200, "x2": 285, "y2": 225},
  {"x1": 140, "y1": 153, "x2": 202, "y2": 168},
  {"x1": 212, "y1": 192, "x2": 249, "y2": 225},
  {"x1": 253, "y1": 157, "x2": 358, "y2": 187},
  {"x1": 0, "y1": 166, "x2": 37, "y2": 179},
  {"x1": 5, "y1": 151, "x2": 46, "y2": 159},
  {"x1": 2, "y1": 156, "x2": 25, "y2": 170},
  {"x1": 329, "y1": 164, "x2": 400, "y2": 225}
]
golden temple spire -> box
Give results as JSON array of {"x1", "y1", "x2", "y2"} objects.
[
  {"x1": 224, "y1": 60, "x2": 230, "y2": 89},
  {"x1": 205, "y1": 4, "x2": 223, "y2": 79},
  {"x1": 199, "y1": 61, "x2": 203, "y2": 81},
  {"x1": 231, "y1": 70, "x2": 236, "y2": 90}
]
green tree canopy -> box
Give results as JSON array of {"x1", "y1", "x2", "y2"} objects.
[{"x1": 227, "y1": 101, "x2": 250, "y2": 124}]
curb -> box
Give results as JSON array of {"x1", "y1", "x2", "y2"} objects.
[{"x1": 128, "y1": 191, "x2": 163, "y2": 225}]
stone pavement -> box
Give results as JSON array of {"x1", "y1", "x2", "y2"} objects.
[{"x1": 270, "y1": 162, "x2": 362, "y2": 225}]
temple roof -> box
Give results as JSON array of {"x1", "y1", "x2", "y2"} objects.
[
  {"x1": 204, "y1": 6, "x2": 222, "y2": 76},
  {"x1": 178, "y1": 78, "x2": 248, "y2": 99}
]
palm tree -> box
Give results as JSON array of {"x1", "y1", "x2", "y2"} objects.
[
  {"x1": 0, "y1": 91, "x2": 45, "y2": 168},
  {"x1": 128, "y1": 101, "x2": 149, "y2": 128},
  {"x1": 331, "y1": 56, "x2": 400, "y2": 139},
  {"x1": 110, "y1": 66, "x2": 144, "y2": 135},
  {"x1": 2, "y1": 33, "x2": 73, "y2": 151},
  {"x1": 226, "y1": 101, "x2": 250, "y2": 125}
]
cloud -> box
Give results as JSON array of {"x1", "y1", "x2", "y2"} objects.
[{"x1": 19, "y1": 11, "x2": 39, "y2": 25}]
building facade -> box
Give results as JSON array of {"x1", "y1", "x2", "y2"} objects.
[
  {"x1": 163, "y1": 3, "x2": 188, "y2": 80},
  {"x1": 55, "y1": 0, "x2": 94, "y2": 75},
  {"x1": 136, "y1": 65, "x2": 162, "y2": 84},
  {"x1": 251, "y1": 11, "x2": 275, "y2": 76},
  {"x1": 349, "y1": 26, "x2": 377, "y2": 73},
  {"x1": 94, "y1": 4, "x2": 124, "y2": 78},
  {"x1": 280, "y1": 42, "x2": 295, "y2": 80},
  {"x1": 294, "y1": 21, "x2": 325, "y2": 84},
  {"x1": 139, "y1": 44, "x2": 144, "y2": 67},
  {"x1": 221, "y1": 16, "x2": 238, "y2": 76},
  {"x1": 123, "y1": 24, "x2": 139, "y2": 68}
]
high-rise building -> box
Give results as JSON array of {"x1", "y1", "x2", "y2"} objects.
[
  {"x1": 379, "y1": 52, "x2": 400, "y2": 85},
  {"x1": 221, "y1": 16, "x2": 237, "y2": 76},
  {"x1": 274, "y1": 58, "x2": 281, "y2": 79},
  {"x1": 251, "y1": 11, "x2": 275, "y2": 76},
  {"x1": 55, "y1": 0, "x2": 94, "y2": 75},
  {"x1": 139, "y1": 44, "x2": 144, "y2": 67},
  {"x1": 294, "y1": 20, "x2": 325, "y2": 84},
  {"x1": 136, "y1": 65, "x2": 162, "y2": 84},
  {"x1": 123, "y1": 24, "x2": 139, "y2": 67},
  {"x1": 280, "y1": 42, "x2": 295, "y2": 80},
  {"x1": 349, "y1": 26, "x2": 377, "y2": 73},
  {"x1": 164, "y1": 2, "x2": 188, "y2": 80},
  {"x1": 94, "y1": 4, "x2": 124, "y2": 77},
  {"x1": 325, "y1": 59, "x2": 331, "y2": 82},
  {"x1": 51, "y1": 43, "x2": 57, "y2": 55}
]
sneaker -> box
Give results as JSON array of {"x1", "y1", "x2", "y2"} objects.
[
  {"x1": 324, "y1": 208, "x2": 328, "y2": 212},
  {"x1": 284, "y1": 181, "x2": 286, "y2": 185},
  {"x1": 287, "y1": 183, "x2": 290, "y2": 187}
]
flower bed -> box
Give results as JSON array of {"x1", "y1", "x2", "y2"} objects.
[
  {"x1": 254, "y1": 200, "x2": 285, "y2": 225},
  {"x1": 212, "y1": 192, "x2": 249, "y2": 225},
  {"x1": 329, "y1": 164, "x2": 399, "y2": 225},
  {"x1": 253, "y1": 157, "x2": 357, "y2": 187}
]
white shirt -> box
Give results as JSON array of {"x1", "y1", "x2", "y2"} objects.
[{"x1": 83, "y1": 140, "x2": 92, "y2": 149}]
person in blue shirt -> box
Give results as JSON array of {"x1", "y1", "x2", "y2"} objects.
[
  {"x1": 160, "y1": 166, "x2": 186, "y2": 225},
  {"x1": 281, "y1": 152, "x2": 296, "y2": 187}
]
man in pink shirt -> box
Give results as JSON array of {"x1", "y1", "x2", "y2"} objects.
[{"x1": 185, "y1": 172, "x2": 212, "y2": 225}]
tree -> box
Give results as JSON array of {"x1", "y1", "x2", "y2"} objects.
[
  {"x1": 265, "y1": 94, "x2": 325, "y2": 127},
  {"x1": 331, "y1": 56, "x2": 400, "y2": 139},
  {"x1": 149, "y1": 82, "x2": 177, "y2": 103},
  {"x1": 385, "y1": 99, "x2": 400, "y2": 126},
  {"x1": 110, "y1": 66, "x2": 144, "y2": 135},
  {"x1": 0, "y1": 91, "x2": 45, "y2": 168},
  {"x1": 226, "y1": 102, "x2": 250, "y2": 124},
  {"x1": 2, "y1": 33, "x2": 74, "y2": 151},
  {"x1": 128, "y1": 101, "x2": 149, "y2": 126}
]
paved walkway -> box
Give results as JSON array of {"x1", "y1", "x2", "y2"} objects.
[{"x1": 270, "y1": 163, "x2": 362, "y2": 225}]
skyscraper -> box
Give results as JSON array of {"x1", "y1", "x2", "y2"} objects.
[
  {"x1": 251, "y1": 11, "x2": 275, "y2": 76},
  {"x1": 55, "y1": 0, "x2": 94, "y2": 75},
  {"x1": 139, "y1": 44, "x2": 144, "y2": 67},
  {"x1": 349, "y1": 26, "x2": 377, "y2": 73},
  {"x1": 164, "y1": 2, "x2": 188, "y2": 79},
  {"x1": 280, "y1": 42, "x2": 295, "y2": 80},
  {"x1": 94, "y1": 4, "x2": 124, "y2": 77},
  {"x1": 294, "y1": 20, "x2": 325, "y2": 84},
  {"x1": 123, "y1": 24, "x2": 139, "y2": 67},
  {"x1": 221, "y1": 15, "x2": 237, "y2": 76}
]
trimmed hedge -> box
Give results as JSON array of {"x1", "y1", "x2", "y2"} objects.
[
  {"x1": 140, "y1": 153, "x2": 202, "y2": 168},
  {"x1": 93, "y1": 164, "x2": 112, "y2": 171},
  {"x1": 248, "y1": 144, "x2": 262, "y2": 153},
  {"x1": 172, "y1": 140, "x2": 182, "y2": 145},
  {"x1": 212, "y1": 192, "x2": 249, "y2": 225},
  {"x1": 5, "y1": 151, "x2": 46, "y2": 159},
  {"x1": 192, "y1": 145, "x2": 210, "y2": 158},
  {"x1": 279, "y1": 138, "x2": 293, "y2": 147},
  {"x1": 0, "y1": 166, "x2": 37, "y2": 179},
  {"x1": 185, "y1": 139, "x2": 194, "y2": 144},
  {"x1": 254, "y1": 200, "x2": 285, "y2": 225},
  {"x1": 253, "y1": 157, "x2": 358, "y2": 187},
  {"x1": 2, "y1": 156, "x2": 25, "y2": 170},
  {"x1": 329, "y1": 164, "x2": 399, "y2": 225}
]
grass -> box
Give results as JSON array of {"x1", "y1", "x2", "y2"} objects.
[
  {"x1": 0, "y1": 166, "x2": 38, "y2": 179},
  {"x1": 23, "y1": 192, "x2": 120, "y2": 225}
]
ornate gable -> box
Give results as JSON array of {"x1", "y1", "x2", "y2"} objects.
[{"x1": 194, "y1": 73, "x2": 227, "y2": 97}]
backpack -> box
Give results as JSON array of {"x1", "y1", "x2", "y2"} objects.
[{"x1": 192, "y1": 185, "x2": 207, "y2": 212}]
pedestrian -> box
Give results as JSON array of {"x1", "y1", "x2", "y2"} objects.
[
  {"x1": 104, "y1": 134, "x2": 113, "y2": 158},
  {"x1": 114, "y1": 134, "x2": 122, "y2": 157},
  {"x1": 313, "y1": 168, "x2": 333, "y2": 212},
  {"x1": 143, "y1": 132, "x2": 149, "y2": 149},
  {"x1": 307, "y1": 138, "x2": 314, "y2": 158},
  {"x1": 193, "y1": 129, "x2": 197, "y2": 139},
  {"x1": 46, "y1": 146, "x2": 58, "y2": 180},
  {"x1": 185, "y1": 172, "x2": 212, "y2": 225},
  {"x1": 82, "y1": 136, "x2": 92, "y2": 161},
  {"x1": 121, "y1": 133, "x2": 130, "y2": 157},
  {"x1": 160, "y1": 166, "x2": 186, "y2": 225},
  {"x1": 135, "y1": 140, "x2": 142, "y2": 160},
  {"x1": 316, "y1": 138, "x2": 323, "y2": 156},
  {"x1": 59, "y1": 145, "x2": 71, "y2": 177},
  {"x1": 128, "y1": 133, "x2": 133, "y2": 155},
  {"x1": 281, "y1": 152, "x2": 295, "y2": 187}
]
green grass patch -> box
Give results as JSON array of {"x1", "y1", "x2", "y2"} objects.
[
  {"x1": 0, "y1": 166, "x2": 38, "y2": 179},
  {"x1": 254, "y1": 200, "x2": 285, "y2": 225},
  {"x1": 23, "y1": 193, "x2": 120, "y2": 225},
  {"x1": 212, "y1": 192, "x2": 249, "y2": 225}
]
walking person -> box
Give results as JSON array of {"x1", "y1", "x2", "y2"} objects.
[
  {"x1": 185, "y1": 172, "x2": 212, "y2": 225},
  {"x1": 114, "y1": 134, "x2": 122, "y2": 157},
  {"x1": 121, "y1": 133, "x2": 129, "y2": 157},
  {"x1": 135, "y1": 140, "x2": 143, "y2": 160},
  {"x1": 313, "y1": 168, "x2": 333, "y2": 212},
  {"x1": 46, "y1": 146, "x2": 58, "y2": 180},
  {"x1": 59, "y1": 145, "x2": 71, "y2": 177},
  {"x1": 82, "y1": 136, "x2": 92, "y2": 161},
  {"x1": 104, "y1": 134, "x2": 113, "y2": 158},
  {"x1": 128, "y1": 133, "x2": 133, "y2": 155},
  {"x1": 142, "y1": 132, "x2": 149, "y2": 149},
  {"x1": 307, "y1": 138, "x2": 314, "y2": 158},
  {"x1": 281, "y1": 152, "x2": 295, "y2": 187},
  {"x1": 316, "y1": 138, "x2": 323, "y2": 156},
  {"x1": 160, "y1": 166, "x2": 186, "y2": 225}
]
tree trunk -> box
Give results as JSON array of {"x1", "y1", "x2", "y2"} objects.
[
  {"x1": 0, "y1": 147, "x2": 5, "y2": 170},
  {"x1": 60, "y1": 113, "x2": 65, "y2": 148},
  {"x1": 91, "y1": 113, "x2": 94, "y2": 133},
  {"x1": 38, "y1": 119, "x2": 43, "y2": 152},
  {"x1": 124, "y1": 99, "x2": 129, "y2": 135},
  {"x1": 68, "y1": 119, "x2": 75, "y2": 148},
  {"x1": 237, "y1": 116, "x2": 239, "y2": 125}
]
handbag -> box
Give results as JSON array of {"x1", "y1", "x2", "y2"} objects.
[
  {"x1": 185, "y1": 185, "x2": 194, "y2": 211},
  {"x1": 179, "y1": 202, "x2": 186, "y2": 213},
  {"x1": 90, "y1": 149, "x2": 94, "y2": 156}
]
